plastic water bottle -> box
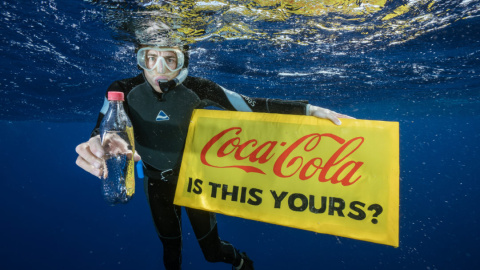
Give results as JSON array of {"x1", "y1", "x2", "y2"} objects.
[{"x1": 99, "y1": 91, "x2": 135, "y2": 204}]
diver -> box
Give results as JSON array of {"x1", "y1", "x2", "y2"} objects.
[{"x1": 75, "y1": 30, "x2": 353, "y2": 270}]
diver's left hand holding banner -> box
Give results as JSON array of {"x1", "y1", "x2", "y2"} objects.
[{"x1": 174, "y1": 109, "x2": 399, "y2": 247}]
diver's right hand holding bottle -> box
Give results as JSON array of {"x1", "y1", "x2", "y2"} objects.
[{"x1": 99, "y1": 91, "x2": 135, "y2": 204}]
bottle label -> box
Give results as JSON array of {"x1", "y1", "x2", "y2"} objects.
[{"x1": 125, "y1": 126, "x2": 135, "y2": 197}]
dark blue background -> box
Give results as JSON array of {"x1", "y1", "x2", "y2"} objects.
[{"x1": 1, "y1": 0, "x2": 479, "y2": 269}]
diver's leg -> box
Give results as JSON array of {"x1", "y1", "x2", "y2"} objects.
[
  {"x1": 185, "y1": 208, "x2": 246, "y2": 267},
  {"x1": 144, "y1": 176, "x2": 183, "y2": 270}
]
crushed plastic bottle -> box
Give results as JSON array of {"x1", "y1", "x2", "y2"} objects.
[{"x1": 99, "y1": 91, "x2": 135, "y2": 204}]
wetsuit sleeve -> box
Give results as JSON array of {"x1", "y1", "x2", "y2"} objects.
[{"x1": 185, "y1": 77, "x2": 309, "y2": 115}]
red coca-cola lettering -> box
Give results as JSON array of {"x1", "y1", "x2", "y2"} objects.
[
  {"x1": 273, "y1": 133, "x2": 343, "y2": 178},
  {"x1": 200, "y1": 127, "x2": 365, "y2": 186},
  {"x1": 319, "y1": 137, "x2": 364, "y2": 186},
  {"x1": 273, "y1": 134, "x2": 364, "y2": 186},
  {"x1": 201, "y1": 127, "x2": 268, "y2": 174}
]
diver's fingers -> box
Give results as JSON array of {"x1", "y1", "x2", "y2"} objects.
[
  {"x1": 311, "y1": 107, "x2": 342, "y2": 125},
  {"x1": 75, "y1": 155, "x2": 103, "y2": 178},
  {"x1": 328, "y1": 114, "x2": 342, "y2": 126},
  {"x1": 121, "y1": 150, "x2": 142, "y2": 162},
  {"x1": 310, "y1": 106, "x2": 355, "y2": 125},
  {"x1": 126, "y1": 151, "x2": 142, "y2": 162},
  {"x1": 87, "y1": 135, "x2": 104, "y2": 159},
  {"x1": 337, "y1": 113, "x2": 355, "y2": 119},
  {"x1": 134, "y1": 152, "x2": 142, "y2": 162},
  {"x1": 75, "y1": 139, "x2": 104, "y2": 178},
  {"x1": 108, "y1": 135, "x2": 128, "y2": 150}
]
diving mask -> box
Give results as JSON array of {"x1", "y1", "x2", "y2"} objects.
[{"x1": 137, "y1": 47, "x2": 184, "y2": 74}]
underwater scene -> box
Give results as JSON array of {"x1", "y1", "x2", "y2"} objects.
[{"x1": 1, "y1": 0, "x2": 479, "y2": 269}]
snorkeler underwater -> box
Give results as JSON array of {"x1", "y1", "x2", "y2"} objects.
[{"x1": 0, "y1": 0, "x2": 479, "y2": 269}]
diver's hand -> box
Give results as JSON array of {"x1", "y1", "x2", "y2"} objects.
[
  {"x1": 75, "y1": 135, "x2": 141, "y2": 178},
  {"x1": 309, "y1": 105, "x2": 355, "y2": 125},
  {"x1": 75, "y1": 135, "x2": 105, "y2": 178}
]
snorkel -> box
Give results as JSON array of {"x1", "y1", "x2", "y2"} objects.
[{"x1": 157, "y1": 68, "x2": 188, "y2": 92}]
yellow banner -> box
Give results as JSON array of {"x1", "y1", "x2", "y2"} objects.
[{"x1": 174, "y1": 109, "x2": 399, "y2": 247}]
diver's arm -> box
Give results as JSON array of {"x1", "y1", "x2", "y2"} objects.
[
  {"x1": 185, "y1": 77, "x2": 308, "y2": 114},
  {"x1": 247, "y1": 96, "x2": 353, "y2": 125},
  {"x1": 186, "y1": 77, "x2": 352, "y2": 124}
]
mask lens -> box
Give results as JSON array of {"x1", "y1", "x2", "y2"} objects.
[
  {"x1": 137, "y1": 48, "x2": 184, "y2": 73},
  {"x1": 161, "y1": 51, "x2": 179, "y2": 71},
  {"x1": 145, "y1": 52, "x2": 160, "y2": 69}
]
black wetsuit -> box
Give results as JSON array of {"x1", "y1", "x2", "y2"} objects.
[{"x1": 91, "y1": 73, "x2": 308, "y2": 269}]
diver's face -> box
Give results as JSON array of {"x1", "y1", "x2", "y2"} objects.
[{"x1": 141, "y1": 48, "x2": 181, "y2": 93}]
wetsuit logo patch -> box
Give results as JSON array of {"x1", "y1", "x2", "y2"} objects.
[{"x1": 156, "y1": 110, "x2": 170, "y2": 121}]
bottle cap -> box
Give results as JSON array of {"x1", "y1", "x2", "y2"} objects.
[{"x1": 108, "y1": 91, "x2": 124, "y2": 101}]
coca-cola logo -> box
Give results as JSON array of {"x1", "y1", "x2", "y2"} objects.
[{"x1": 200, "y1": 127, "x2": 365, "y2": 186}]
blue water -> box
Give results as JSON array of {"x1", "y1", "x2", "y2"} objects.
[{"x1": 1, "y1": 0, "x2": 479, "y2": 269}]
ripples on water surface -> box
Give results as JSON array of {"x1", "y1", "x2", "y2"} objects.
[
  {"x1": 0, "y1": 0, "x2": 479, "y2": 121},
  {"x1": 92, "y1": 0, "x2": 480, "y2": 47}
]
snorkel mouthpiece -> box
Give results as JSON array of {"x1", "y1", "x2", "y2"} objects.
[
  {"x1": 157, "y1": 79, "x2": 175, "y2": 92},
  {"x1": 156, "y1": 69, "x2": 188, "y2": 93}
]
